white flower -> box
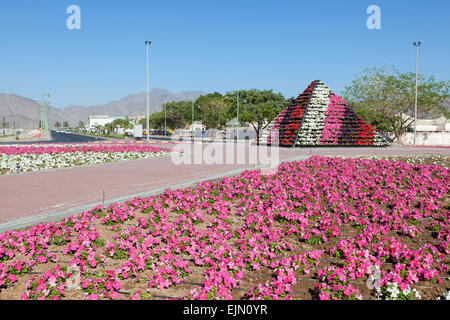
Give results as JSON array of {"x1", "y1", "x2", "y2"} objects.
[
  {"x1": 445, "y1": 290, "x2": 450, "y2": 300},
  {"x1": 412, "y1": 289, "x2": 421, "y2": 300},
  {"x1": 0, "y1": 147, "x2": 170, "y2": 175}
]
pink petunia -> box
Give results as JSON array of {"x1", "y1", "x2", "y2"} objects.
[{"x1": 319, "y1": 291, "x2": 330, "y2": 300}]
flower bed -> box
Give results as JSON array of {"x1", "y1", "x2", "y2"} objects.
[
  {"x1": 0, "y1": 144, "x2": 171, "y2": 174},
  {"x1": 360, "y1": 155, "x2": 450, "y2": 168},
  {"x1": 0, "y1": 156, "x2": 448, "y2": 300}
]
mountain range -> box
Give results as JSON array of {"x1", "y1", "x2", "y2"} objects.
[{"x1": 0, "y1": 89, "x2": 205, "y2": 129}]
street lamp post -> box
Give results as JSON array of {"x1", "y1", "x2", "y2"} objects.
[
  {"x1": 413, "y1": 41, "x2": 421, "y2": 146},
  {"x1": 145, "y1": 40, "x2": 152, "y2": 142},
  {"x1": 236, "y1": 93, "x2": 239, "y2": 126},
  {"x1": 164, "y1": 104, "x2": 167, "y2": 137},
  {"x1": 40, "y1": 93, "x2": 50, "y2": 138},
  {"x1": 192, "y1": 101, "x2": 194, "y2": 137}
]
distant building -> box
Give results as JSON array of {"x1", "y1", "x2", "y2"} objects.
[
  {"x1": 415, "y1": 115, "x2": 449, "y2": 132},
  {"x1": 402, "y1": 99, "x2": 450, "y2": 132},
  {"x1": 188, "y1": 121, "x2": 205, "y2": 131},
  {"x1": 225, "y1": 118, "x2": 257, "y2": 140},
  {"x1": 88, "y1": 115, "x2": 125, "y2": 129},
  {"x1": 130, "y1": 115, "x2": 145, "y2": 123}
]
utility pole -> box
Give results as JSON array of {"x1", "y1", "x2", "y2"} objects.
[
  {"x1": 192, "y1": 101, "x2": 194, "y2": 137},
  {"x1": 40, "y1": 93, "x2": 50, "y2": 138},
  {"x1": 413, "y1": 41, "x2": 421, "y2": 146},
  {"x1": 236, "y1": 93, "x2": 239, "y2": 126},
  {"x1": 164, "y1": 104, "x2": 167, "y2": 137},
  {"x1": 145, "y1": 40, "x2": 151, "y2": 142}
]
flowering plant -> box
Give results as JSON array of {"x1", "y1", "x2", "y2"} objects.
[
  {"x1": 0, "y1": 155, "x2": 447, "y2": 301},
  {"x1": 0, "y1": 144, "x2": 170, "y2": 174}
]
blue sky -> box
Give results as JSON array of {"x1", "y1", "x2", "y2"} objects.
[{"x1": 0, "y1": 0, "x2": 449, "y2": 109}]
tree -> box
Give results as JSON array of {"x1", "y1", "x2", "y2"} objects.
[
  {"x1": 200, "y1": 100, "x2": 228, "y2": 130},
  {"x1": 343, "y1": 67, "x2": 449, "y2": 143},
  {"x1": 232, "y1": 89, "x2": 286, "y2": 145},
  {"x1": 147, "y1": 111, "x2": 185, "y2": 132},
  {"x1": 109, "y1": 117, "x2": 131, "y2": 136},
  {"x1": 163, "y1": 101, "x2": 194, "y2": 124},
  {"x1": 78, "y1": 121, "x2": 85, "y2": 128},
  {"x1": 195, "y1": 92, "x2": 224, "y2": 109},
  {"x1": 138, "y1": 117, "x2": 148, "y2": 130},
  {"x1": 148, "y1": 112, "x2": 164, "y2": 130},
  {"x1": 63, "y1": 121, "x2": 69, "y2": 128},
  {"x1": 55, "y1": 122, "x2": 62, "y2": 130},
  {"x1": 195, "y1": 92, "x2": 225, "y2": 124}
]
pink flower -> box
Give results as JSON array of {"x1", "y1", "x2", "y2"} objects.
[
  {"x1": 88, "y1": 258, "x2": 97, "y2": 268},
  {"x1": 8, "y1": 274, "x2": 17, "y2": 283},
  {"x1": 319, "y1": 291, "x2": 330, "y2": 300},
  {"x1": 397, "y1": 282, "x2": 407, "y2": 291},
  {"x1": 109, "y1": 291, "x2": 119, "y2": 300},
  {"x1": 113, "y1": 280, "x2": 121, "y2": 291},
  {"x1": 198, "y1": 292, "x2": 208, "y2": 300},
  {"x1": 87, "y1": 294, "x2": 99, "y2": 300},
  {"x1": 81, "y1": 279, "x2": 91, "y2": 289},
  {"x1": 343, "y1": 285, "x2": 354, "y2": 297},
  {"x1": 104, "y1": 281, "x2": 113, "y2": 291}
]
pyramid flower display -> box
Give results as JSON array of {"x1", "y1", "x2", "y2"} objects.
[
  {"x1": 267, "y1": 82, "x2": 315, "y2": 147},
  {"x1": 268, "y1": 80, "x2": 389, "y2": 147}
]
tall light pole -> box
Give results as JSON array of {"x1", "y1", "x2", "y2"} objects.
[
  {"x1": 145, "y1": 40, "x2": 151, "y2": 142},
  {"x1": 413, "y1": 41, "x2": 421, "y2": 146},
  {"x1": 40, "y1": 93, "x2": 50, "y2": 138},
  {"x1": 164, "y1": 104, "x2": 167, "y2": 137},
  {"x1": 236, "y1": 93, "x2": 240, "y2": 126},
  {"x1": 191, "y1": 101, "x2": 194, "y2": 136}
]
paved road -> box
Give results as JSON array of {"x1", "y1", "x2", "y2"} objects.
[
  {"x1": 1, "y1": 130, "x2": 259, "y2": 146},
  {"x1": 0, "y1": 131, "x2": 182, "y2": 148},
  {"x1": 0, "y1": 130, "x2": 108, "y2": 145},
  {"x1": 0, "y1": 144, "x2": 448, "y2": 232},
  {"x1": 50, "y1": 130, "x2": 108, "y2": 143}
]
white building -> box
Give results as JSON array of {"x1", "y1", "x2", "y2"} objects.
[
  {"x1": 404, "y1": 99, "x2": 450, "y2": 132},
  {"x1": 88, "y1": 115, "x2": 125, "y2": 129},
  {"x1": 189, "y1": 121, "x2": 205, "y2": 131},
  {"x1": 415, "y1": 116, "x2": 449, "y2": 132}
]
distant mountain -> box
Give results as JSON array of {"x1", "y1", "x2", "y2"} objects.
[
  {"x1": 0, "y1": 94, "x2": 79, "y2": 129},
  {"x1": 65, "y1": 89, "x2": 205, "y2": 121},
  {"x1": 0, "y1": 89, "x2": 205, "y2": 129}
]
